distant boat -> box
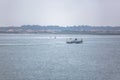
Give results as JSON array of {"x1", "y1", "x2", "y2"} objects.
[
  {"x1": 54, "y1": 36, "x2": 56, "y2": 39},
  {"x1": 66, "y1": 38, "x2": 83, "y2": 44}
]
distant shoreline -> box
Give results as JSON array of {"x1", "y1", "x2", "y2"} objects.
[{"x1": 0, "y1": 25, "x2": 120, "y2": 35}]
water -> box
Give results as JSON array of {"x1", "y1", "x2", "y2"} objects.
[{"x1": 0, "y1": 34, "x2": 120, "y2": 80}]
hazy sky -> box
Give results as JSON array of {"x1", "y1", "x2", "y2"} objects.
[{"x1": 0, "y1": 0, "x2": 120, "y2": 26}]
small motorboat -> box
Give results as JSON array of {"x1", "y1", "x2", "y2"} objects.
[{"x1": 66, "y1": 38, "x2": 83, "y2": 44}]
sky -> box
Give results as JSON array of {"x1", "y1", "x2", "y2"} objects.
[{"x1": 0, "y1": 0, "x2": 120, "y2": 27}]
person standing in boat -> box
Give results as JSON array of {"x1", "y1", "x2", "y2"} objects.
[
  {"x1": 75, "y1": 38, "x2": 77, "y2": 41},
  {"x1": 81, "y1": 38, "x2": 83, "y2": 42}
]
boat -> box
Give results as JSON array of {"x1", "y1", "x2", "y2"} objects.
[{"x1": 66, "y1": 38, "x2": 83, "y2": 44}]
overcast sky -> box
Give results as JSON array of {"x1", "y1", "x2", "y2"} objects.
[{"x1": 0, "y1": 0, "x2": 120, "y2": 26}]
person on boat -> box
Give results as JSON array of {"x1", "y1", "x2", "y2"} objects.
[
  {"x1": 81, "y1": 38, "x2": 83, "y2": 42},
  {"x1": 75, "y1": 38, "x2": 77, "y2": 40}
]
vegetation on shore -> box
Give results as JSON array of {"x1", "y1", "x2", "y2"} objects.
[{"x1": 0, "y1": 25, "x2": 120, "y2": 35}]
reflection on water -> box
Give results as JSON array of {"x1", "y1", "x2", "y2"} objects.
[{"x1": 0, "y1": 34, "x2": 120, "y2": 80}]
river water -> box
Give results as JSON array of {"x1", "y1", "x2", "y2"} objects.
[{"x1": 0, "y1": 34, "x2": 120, "y2": 80}]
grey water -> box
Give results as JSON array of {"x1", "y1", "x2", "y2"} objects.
[{"x1": 0, "y1": 34, "x2": 120, "y2": 80}]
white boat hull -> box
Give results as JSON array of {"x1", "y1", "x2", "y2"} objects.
[{"x1": 66, "y1": 38, "x2": 83, "y2": 44}]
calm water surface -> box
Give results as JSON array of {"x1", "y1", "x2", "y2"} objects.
[{"x1": 0, "y1": 34, "x2": 120, "y2": 80}]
